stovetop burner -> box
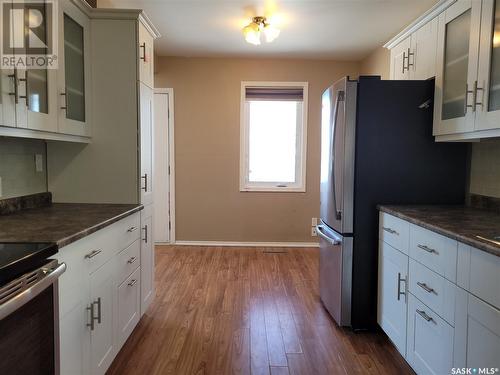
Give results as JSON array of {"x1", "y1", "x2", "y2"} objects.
[{"x1": 0, "y1": 243, "x2": 58, "y2": 285}]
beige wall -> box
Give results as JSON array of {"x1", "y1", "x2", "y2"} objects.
[
  {"x1": 359, "y1": 47, "x2": 390, "y2": 79},
  {"x1": 155, "y1": 57, "x2": 359, "y2": 242},
  {"x1": 0, "y1": 137, "x2": 47, "y2": 199},
  {"x1": 470, "y1": 139, "x2": 500, "y2": 198}
]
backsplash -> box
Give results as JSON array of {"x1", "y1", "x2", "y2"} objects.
[
  {"x1": 0, "y1": 137, "x2": 47, "y2": 199},
  {"x1": 469, "y1": 139, "x2": 500, "y2": 198}
]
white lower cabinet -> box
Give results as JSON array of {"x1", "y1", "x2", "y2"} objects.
[
  {"x1": 378, "y1": 212, "x2": 500, "y2": 375},
  {"x1": 117, "y1": 267, "x2": 141, "y2": 348},
  {"x1": 89, "y1": 258, "x2": 116, "y2": 374},
  {"x1": 55, "y1": 212, "x2": 152, "y2": 375},
  {"x1": 140, "y1": 205, "x2": 154, "y2": 315},
  {"x1": 465, "y1": 295, "x2": 500, "y2": 369},
  {"x1": 377, "y1": 240, "x2": 408, "y2": 356},
  {"x1": 406, "y1": 294, "x2": 454, "y2": 375}
]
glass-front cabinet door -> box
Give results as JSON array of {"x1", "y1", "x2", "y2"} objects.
[
  {"x1": 17, "y1": 1, "x2": 58, "y2": 132},
  {"x1": 434, "y1": 0, "x2": 481, "y2": 136},
  {"x1": 57, "y1": 0, "x2": 90, "y2": 137},
  {"x1": 476, "y1": 0, "x2": 500, "y2": 131}
]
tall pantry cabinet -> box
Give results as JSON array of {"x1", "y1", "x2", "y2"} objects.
[{"x1": 47, "y1": 2, "x2": 159, "y2": 314}]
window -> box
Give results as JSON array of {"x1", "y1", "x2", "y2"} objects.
[{"x1": 240, "y1": 82, "x2": 308, "y2": 192}]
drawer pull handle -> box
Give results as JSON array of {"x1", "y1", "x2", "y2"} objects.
[
  {"x1": 127, "y1": 226, "x2": 138, "y2": 233},
  {"x1": 128, "y1": 279, "x2": 138, "y2": 287},
  {"x1": 417, "y1": 282, "x2": 436, "y2": 295},
  {"x1": 85, "y1": 249, "x2": 102, "y2": 259},
  {"x1": 416, "y1": 309, "x2": 435, "y2": 324},
  {"x1": 383, "y1": 227, "x2": 399, "y2": 235},
  {"x1": 417, "y1": 244, "x2": 438, "y2": 255},
  {"x1": 397, "y1": 272, "x2": 407, "y2": 301},
  {"x1": 127, "y1": 256, "x2": 137, "y2": 264}
]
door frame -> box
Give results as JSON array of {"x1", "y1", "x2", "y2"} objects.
[{"x1": 154, "y1": 88, "x2": 175, "y2": 244}]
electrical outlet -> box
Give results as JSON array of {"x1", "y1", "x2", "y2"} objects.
[
  {"x1": 311, "y1": 217, "x2": 318, "y2": 227},
  {"x1": 311, "y1": 226, "x2": 317, "y2": 237},
  {"x1": 35, "y1": 154, "x2": 43, "y2": 172}
]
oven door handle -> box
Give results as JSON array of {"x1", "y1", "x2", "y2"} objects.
[{"x1": 0, "y1": 262, "x2": 66, "y2": 320}]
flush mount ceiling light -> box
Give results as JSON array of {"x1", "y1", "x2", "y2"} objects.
[{"x1": 242, "y1": 16, "x2": 280, "y2": 45}]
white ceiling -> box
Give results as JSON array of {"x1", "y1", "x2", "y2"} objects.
[{"x1": 99, "y1": 0, "x2": 438, "y2": 60}]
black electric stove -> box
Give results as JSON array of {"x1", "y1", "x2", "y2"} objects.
[{"x1": 0, "y1": 243, "x2": 58, "y2": 285}]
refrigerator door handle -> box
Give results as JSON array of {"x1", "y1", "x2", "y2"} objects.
[
  {"x1": 316, "y1": 224, "x2": 342, "y2": 245},
  {"x1": 330, "y1": 90, "x2": 344, "y2": 221}
]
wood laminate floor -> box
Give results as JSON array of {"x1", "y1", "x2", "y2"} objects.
[{"x1": 107, "y1": 246, "x2": 413, "y2": 375}]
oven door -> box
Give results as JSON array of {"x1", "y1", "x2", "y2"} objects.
[{"x1": 0, "y1": 260, "x2": 66, "y2": 375}]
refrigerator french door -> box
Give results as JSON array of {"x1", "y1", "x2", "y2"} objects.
[{"x1": 319, "y1": 77, "x2": 356, "y2": 327}]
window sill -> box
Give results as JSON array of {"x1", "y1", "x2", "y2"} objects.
[{"x1": 240, "y1": 186, "x2": 306, "y2": 193}]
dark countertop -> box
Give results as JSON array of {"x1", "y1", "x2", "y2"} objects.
[
  {"x1": 0, "y1": 203, "x2": 143, "y2": 249},
  {"x1": 378, "y1": 205, "x2": 500, "y2": 257}
]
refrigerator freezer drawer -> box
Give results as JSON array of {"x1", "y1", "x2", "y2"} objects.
[{"x1": 317, "y1": 222, "x2": 353, "y2": 326}]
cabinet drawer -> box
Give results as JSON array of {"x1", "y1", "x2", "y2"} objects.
[
  {"x1": 458, "y1": 244, "x2": 500, "y2": 310},
  {"x1": 116, "y1": 239, "x2": 140, "y2": 285},
  {"x1": 112, "y1": 212, "x2": 141, "y2": 252},
  {"x1": 379, "y1": 212, "x2": 410, "y2": 254},
  {"x1": 406, "y1": 294, "x2": 454, "y2": 375},
  {"x1": 409, "y1": 224, "x2": 457, "y2": 282},
  {"x1": 117, "y1": 267, "x2": 141, "y2": 347},
  {"x1": 409, "y1": 259, "x2": 456, "y2": 325}
]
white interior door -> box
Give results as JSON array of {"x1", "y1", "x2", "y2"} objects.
[{"x1": 153, "y1": 91, "x2": 170, "y2": 243}]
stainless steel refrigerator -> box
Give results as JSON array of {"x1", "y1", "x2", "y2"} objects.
[{"x1": 317, "y1": 76, "x2": 467, "y2": 330}]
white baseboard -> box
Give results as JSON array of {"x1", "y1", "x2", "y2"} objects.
[{"x1": 173, "y1": 241, "x2": 319, "y2": 248}]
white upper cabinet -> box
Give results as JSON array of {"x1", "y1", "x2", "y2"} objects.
[
  {"x1": 391, "y1": 36, "x2": 412, "y2": 80},
  {"x1": 387, "y1": 0, "x2": 500, "y2": 140},
  {"x1": 138, "y1": 21, "x2": 155, "y2": 88},
  {"x1": 57, "y1": 0, "x2": 91, "y2": 137},
  {"x1": 389, "y1": 17, "x2": 438, "y2": 81},
  {"x1": 411, "y1": 16, "x2": 439, "y2": 80},
  {"x1": 476, "y1": 0, "x2": 500, "y2": 131},
  {"x1": 434, "y1": 0, "x2": 481, "y2": 137}
]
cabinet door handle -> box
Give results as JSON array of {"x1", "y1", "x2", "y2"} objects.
[
  {"x1": 465, "y1": 83, "x2": 474, "y2": 113},
  {"x1": 397, "y1": 272, "x2": 407, "y2": 301},
  {"x1": 474, "y1": 80, "x2": 484, "y2": 111},
  {"x1": 416, "y1": 309, "x2": 435, "y2": 324},
  {"x1": 95, "y1": 297, "x2": 102, "y2": 324},
  {"x1": 8, "y1": 69, "x2": 19, "y2": 104},
  {"x1": 141, "y1": 174, "x2": 148, "y2": 191},
  {"x1": 128, "y1": 279, "x2": 138, "y2": 287},
  {"x1": 18, "y1": 72, "x2": 28, "y2": 107},
  {"x1": 127, "y1": 226, "x2": 138, "y2": 233},
  {"x1": 142, "y1": 225, "x2": 148, "y2": 243},
  {"x1": 61, "y1": 92, "x2": 68, "y2": 111},
  {"x1": 417, "y1": 244, "x2": 438, "y2": 255},
  {"x1": 127, "y1": 256, "x2": 137, "y2": 264},
  {"x1": 86, "y1": 297, "x2": 101, "y2": 330},
  {"x1": 86, "y1": 303, "x2": 95, "y2": 331},
  {"x1": 383, "y1": 227, "x2": 399, "y2": 235},
  {"x1": 139, "y1": 42, "x2": 146, "y2": 61},
  {"x1": 402, "y1": 51, "x2": 407, "y2": 73},
  {"x1": 417, "y1": 281, "x2": 436, "y2": 294},
  {"x1": 84, "y1": 249, "x2": 102, "y2": 259},
  {"x1": 406, "y1": 48, "x2": 414, "y2": 69}
]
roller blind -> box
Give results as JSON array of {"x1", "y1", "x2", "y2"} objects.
[{"x1": 245, "y1": 87, "x2": 304, "y2": 101}]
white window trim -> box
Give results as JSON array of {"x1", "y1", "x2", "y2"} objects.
[{"x1": 239, "y1": 81, "x2": 308, "y2": 193}]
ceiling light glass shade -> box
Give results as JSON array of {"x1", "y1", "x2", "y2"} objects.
[
  {"x1": 263, "y1": 24, "x2": 280, "y2": 43},
  {"x1": 243, "y1": 23, "x2": 261, "y2": 45}
]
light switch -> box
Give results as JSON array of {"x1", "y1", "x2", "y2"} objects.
[{"x1": 35, "y1": 154, "x2": 44, "y2": 172}]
